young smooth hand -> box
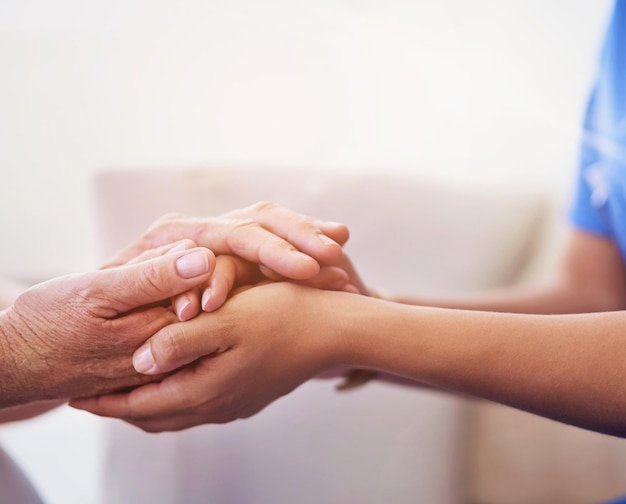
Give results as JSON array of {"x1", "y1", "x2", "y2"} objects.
[
  {"x1": 103, "y1": 202, "x2": 354, "y2": 320},
  {"x1": 70, "y1": 282, "x2": 349, "y2": 431}
]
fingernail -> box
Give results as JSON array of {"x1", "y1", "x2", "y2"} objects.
[
  {"x1": 201, "y1": 288, "x2": 212, "y2": 311},
  {"x1": 176, "y1": 250, "x2": 209, "y2": 278},
  {"x1": 133, "y1": 345, "x2": 157, "y2": 374},
  {"x1": 292, "y1": 250, "x2": 315, "y2": 262},
  {"x1": 323, "y1": 221, "x2": 344, "y2": 229},
  {"x1": 176, "y1": 297, "x2": 191, "y2": 320},
  {"x1": 318, "y1": 233, "x2": 338, "y2": 246},
  {"x1": 167, "y1": 241, "x2": 187, "y2": 254}
]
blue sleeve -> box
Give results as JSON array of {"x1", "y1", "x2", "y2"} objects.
[
  {"x1": 568, "y1": 87, "x2": 612, "y2": 236},
  {"x1": 568, "y1": 0, "x2": 626, "y2": 237}
]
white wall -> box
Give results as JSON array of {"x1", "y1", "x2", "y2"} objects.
[
  {"x1": 0, "y1": 1, "x2": 613, "y2": 503},
  {"x1": 0, "y1": 0, "x2": 612, "y2": 280}
]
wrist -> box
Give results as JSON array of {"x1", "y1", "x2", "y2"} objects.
[
  {"x1": 0, "y1": 305, "x2": 56, "y2": 407},
  {"x1": 329, "y1": 293, "x2": 392, "y2": 369},
  {"x1": 0, "y1": 308, "x2": 33, "y2": 407},
  {"x1": 333, "y1": 295, "x2": 430, "y2": 380},
  {"x1": 297, "y1": 288, "x2": 367, "y2": 374}
]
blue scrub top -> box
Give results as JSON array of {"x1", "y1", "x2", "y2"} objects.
[{"x1": 570, "y1": 0, "x2": 626, "y2": 261}]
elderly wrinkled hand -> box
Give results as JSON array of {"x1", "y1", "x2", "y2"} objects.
[{"x1": 0, "y1": 242, "x2": 215, "y2": 408}]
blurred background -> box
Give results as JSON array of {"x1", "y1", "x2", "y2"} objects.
[{"x1": 0, "y1": 1, "x2": 616, "y2": 503}]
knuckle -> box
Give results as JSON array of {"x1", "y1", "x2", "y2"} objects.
[
  {"x1": 153, "y1": 326, "x2": 184, "y2": 367},
  {"x1": 228, "y1": 219, "x2": 262, "y2": 251},
  {"x1": 177, "y1": 238, "x2": 197, "y2": 250},
  {"x1": 140, "y1": 261, "x2": 169, "y2": 296},
  {"x1": 152, "y1": 212, "x2": 184, "y2": 227},
  {"x1": 70, "y1": 274, "x2": 106, "y2": 314},
  {"x1": 249, "y1": 200, "x2": 279, "y2": 213},
  {"x1": 73, "y1": 280, "x2": 95, "y2": 304},
  {"x1": 210, "y1": 406, "x2": 239, "y2": 424},
  {"x1": 187, "y1": 393, "x2": 208, "y2": 411},
  {"x1": 287, "y1": 219, "x2": 317, "y2": 242},
  {"x1": 232, "y1": 218, "x2": 257, "y2": 231},
  {"x1": 142, "y1": 213, "x2": 188, "y2": 248}
]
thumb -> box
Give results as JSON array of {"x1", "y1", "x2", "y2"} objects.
[
  {"x1": 132, "y1": 313, "x2": 226, "y2": 375},
  {"x1": 95, "y1": 246, "x2": 215, "y2": 314}
]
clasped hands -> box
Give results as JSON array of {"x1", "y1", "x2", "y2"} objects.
[{"x1": 25, "y1": 202, "x2": 367, "y2": 432}]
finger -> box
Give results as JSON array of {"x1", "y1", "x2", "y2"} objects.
[
  {"x1": 89, "y1": 247, "x2": 216, "y2": 315},
  {"x1": 315, "y1": 220, "x2": 350, "y2": 246},
  {"x1": 201, "y1": 255, "x2": 260, "y2": 312},
  {"x1": 335, "y1": 369, "x2": 378, "y2": 391},
  {"x1": 258, "y1": 264, "x2": 285, "y2": 282},
  {"x1": 117, "y1": 239, "x2": 198, "y2": 268},
  {"x1": 69, "y1": 392, "x2": 133, "y2": 418},
  {"x1": 132, "y1": 314, "x2": 226, "y2": 375},
  {"x1": 100, "y1": 213, "x2": 188, "y2": 267},
  {"x1": 337, "y1": 255, "x2": 369, "y2": 295},
  {"x1": 110, "y1": 305, "x2": 178, "y2": 344},
  {"x1": 221, "y1": 220, "x2": 321, "y2": 280},
  {"x1": 71, "y1": 358, "x2": 239, "y2": 429},
  {"x1": 172, "y1": 286, "x2": 202, "y2": 321},
  {"x1": 70, "y1": 365, "x2": 201, "y2": 418},
  {"x1": 124, "y1": 406, "x2": 233, "y2": 432},
  {"x1": 69, "y1": 392, "x2": 200, "y2": 433},
  {"x1": 122, "y1": 217, "x2": 322, "y2": 281},
  {"x1": 161, "y1": 243, "x2": 205, "y2": 321},
  {"x1": 104, "y1": 207, "x2": 348, "y2": 279},
  {"x1": 342, "y1": 283, "x2": 361, "y2": 294},
  {"x1": 225, "y1": 202, "x2": 346, "y2": 265},
  {"x1": 120, "y1": 416, "x2": 200, "y2": 433},
  {"x1": 296, "y1": 266, "x2": 350, "y2": 291}
]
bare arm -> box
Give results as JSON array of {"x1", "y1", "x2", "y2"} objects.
[
  {"x1": 334, "y1": 227, "x2": 626, "y2": 390},
  {"x1": 386, "y1": 229, "x2": 626, "y2": 314},
  {"x1": 343, "y1": 294, "x2": 626, "y2": 437}
]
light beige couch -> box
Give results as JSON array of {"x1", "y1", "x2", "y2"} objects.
[{"x1": 94, "y1": 168, "x2": 626, "y2": 504}]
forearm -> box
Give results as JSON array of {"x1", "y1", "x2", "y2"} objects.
[
  {"x1": 338, "y1": 294, "x2": 626, "y2": 437},
  {"x1": 384, "y1": 229, "x2": 626, "y2": 315},
  {"x1": 0, "y1": 280, "x2": 63, "y2": 418},
  {"x1": 385, "y1": 282, "x2": 606, "y2": 315}
]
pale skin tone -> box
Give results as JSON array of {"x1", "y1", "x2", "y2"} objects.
[
  {"x1": 0, "y1": 202, "x2": 351, "y2": 414},
  {"x1": 104, "y1": 202, "x2": 352, "y2": 319},
  {"x1": 71, "y1": 225, "x2": 626, "y2": 438}
]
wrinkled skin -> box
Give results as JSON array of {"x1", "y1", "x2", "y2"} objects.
[{"x1": 0, "y1": 244, "x2": 214, "y2": 407}]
